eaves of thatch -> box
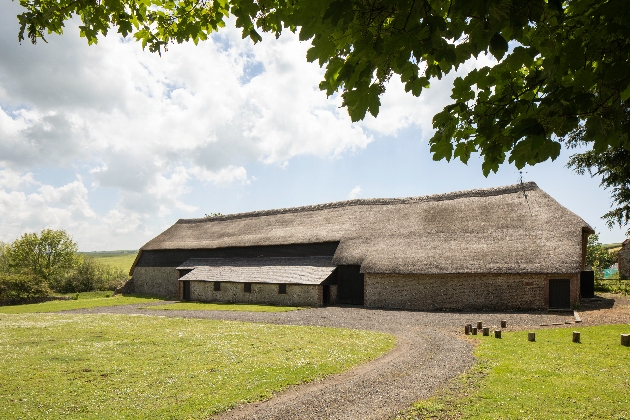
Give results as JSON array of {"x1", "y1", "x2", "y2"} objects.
[{"x1": 134, "y1": 182, "x2": 593, "y2": 275}]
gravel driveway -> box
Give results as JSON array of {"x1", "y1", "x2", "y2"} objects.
[{"x1": 68, "y1": 303, "x2": 576, "y2": 419}]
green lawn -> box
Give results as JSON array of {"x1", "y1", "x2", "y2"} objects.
[
  {"x1": 141, "y1": 301, "x2": 304, "y2": 312},
  {"x1": 0, "y1": 294, "x2": 164, "y2": 314},
  {"x1": 402, "y1": 324, "x2": 630, "y2": 419},
  {"x1": 0, "y1": 313, "x2": 395, "y2": 419},
  {"x1": 82, "y1": 250, "x2": 138, "y2": 273}
]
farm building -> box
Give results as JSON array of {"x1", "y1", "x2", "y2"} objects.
[
  {"x1": 130, "y1": 182, "x2": 594, "y2": 310},
  {"x1": 620, "y1": 239, "x2": 630, "y2": 280}
]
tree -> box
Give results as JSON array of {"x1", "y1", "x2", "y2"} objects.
[
  {"x1": 568, "y1": 144, "x2": 630, "y2": 235},
  {"x1": 15, "y1": 0, "x2": 630, "y2": 232},
  {"x1": 586, "y1": 232, "x2": 618, "y2": 278},
  {"x1": 7, "y1": 229, "x2": 80, "y2": 286}
]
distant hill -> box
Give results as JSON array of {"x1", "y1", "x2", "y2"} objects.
[
  {"x1": 603, "y1": 243, "x2": 623, "y2": 253},
  {"x1": 79, "y1": 250, "x2": 138, "y2": 273}
]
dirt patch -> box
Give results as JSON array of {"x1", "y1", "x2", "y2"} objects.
[{"x1": 578, "y1": 293, "x2": 630, "y2": 326}]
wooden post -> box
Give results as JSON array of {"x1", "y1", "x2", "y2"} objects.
[
  {"x1": 501, "y1": 320, "x2": 507, "y2": 328},
  {"x1": 528, "y1": 332, "x2": 535, "y2": 342},
  {"x1": 471, "y1": 327, "x2": 478, "y2": 335},
  {"x1": 465, "y1": 325, "x2": 470, "y2": 335},
  {"x1": 477, "y1": 321, "x2": 483, "y2": 330},
  {"x1": 494, "y1": 330, "x2": 501, "y2": 339},
  {"x1": 621, "y1": 334, "x2": 630, "y2": 346},
  {"x1": 482, "y1": 327, "x2": 490, "y2": 336},
  {"x1": 573, "y1": 331, "x2": 581, "y2": 343},
  {"x1": 467, "y1": 324, "x2": 473, "y2": 334}
]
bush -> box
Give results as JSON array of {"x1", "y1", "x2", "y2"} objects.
[
  {"x1": 0, "y1": 272, "x2": 51, "y2": 304},
  {"x1": 594, "y1": 278, "x2": 630, "y2": 296},
  {"x1": 59, "y1": 257, "x2": 129, "y2": 293}
]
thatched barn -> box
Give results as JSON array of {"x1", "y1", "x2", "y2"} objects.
[
  {"x1": 620, "y1": 239, "x2": 630, "y2": 280},
  {"x1": 130, "y1": 182, "x2": 593, "y2": 310}
]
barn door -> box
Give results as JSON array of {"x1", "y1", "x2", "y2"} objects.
[
  {"x1": 183, "y1": 281, "x2": 191, "y2": 301},
  {"x1": 549, "y1": 279, "x2": 570, "y2": 309},
  {"x1": 337, "y1": 265, "x2": 364, "y2": 305}
]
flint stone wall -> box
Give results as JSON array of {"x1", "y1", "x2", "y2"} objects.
[
  {"x1": 364, "y1": 273, "x2": 579, "y2": 310},
  {"x1": 620, "y1": 243, "x2": 630, "y2": 280},
  {"x1": 188, "y1": 281, "x2": 322, "y2": 307},
  {"x1": 133, "y1": 267, "x2": 179, "y2": 297}
]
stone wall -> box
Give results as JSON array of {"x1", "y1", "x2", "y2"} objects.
[
  {"x1": 188, "y1": 281, "x2": 322, "y2": 307},
  {"x1": 619, "y1": 242, "x2": 630, "y2": 280},
  {"x1": 364, "y1": 273, "x2": 579, "y2": 310},
  {"x1": 133, "y1": 267, "x2": 179, "y2": 297}
]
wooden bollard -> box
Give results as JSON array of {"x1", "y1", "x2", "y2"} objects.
[
  {"x1": 528, "y1": 332, "x2": 535, "y2": 342},
  {"x1": 621, "y1": 334, "x2": 630, "y2": 347},
  {"x1": 501, "y1": 320, "x2": 507, "y2": 328},
  {"x1": 573, "y1": 331, "x2": 581, "y2": 343},
  {"x1": 471, "y1": 327, "x2": 478, "y2": 335},
  {"x1": 494, "y1": 330, "x2": 502, "y2": 339},
  {"x1": 477, "y1": 321, "x2": 483, "y2": 329},
  {"x1": 464, "y1": 325, "x2": 470, "y2": 335},
  {"x1": 482, "y1": 327, "x2": 490, "y2": 336}
]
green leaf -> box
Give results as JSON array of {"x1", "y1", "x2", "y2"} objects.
[{"x1": 489, "y1": 33, "x2": 508, "y2": 61}]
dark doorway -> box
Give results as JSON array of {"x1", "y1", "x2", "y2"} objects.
[
  {"x1": 580, "y1": 271, "x2": 595, "y2": 298},
  {"x1": 337, "y1": 265, "x2": 364, "y2": 305},
  {"x1": 549, "y1": 279, "x2": 571, "y2": 309},
  {"x1": 323, "y1": 285, "x2": 330, "y2": 305},
  {"x1": 183, "y1": 281, "x2": 191, "y2": 301}
]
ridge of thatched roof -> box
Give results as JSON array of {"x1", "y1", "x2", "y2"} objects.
[
  {"x1": 178, "y1": 182, "x2": 540, "y2": 225},
  {"x1": 136, "y1": 182, "x2": 593, "y2": 275}
]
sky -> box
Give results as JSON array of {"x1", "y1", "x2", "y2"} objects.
[{"x1": 0, "y1": 2, "x2": 626, "y2": 251}]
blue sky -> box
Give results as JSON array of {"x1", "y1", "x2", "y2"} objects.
[{"x1": 0, "y1": 2, "x2": 626, "y2": 250}]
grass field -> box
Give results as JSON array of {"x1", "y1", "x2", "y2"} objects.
[
  {"x1": 141, "y1": 302, "x2": 304, "y2": 312},
  {"x1": 0, "y1": 294, "x2": 164, "y2": 314},
  {"x1": 0, "y1": 313, "x2": 395, "y2": 419},
  {"x1": 402, "y1": 324, "x2": 630, "y2": 419},
  {"x1": 81, "y1": 250, "x2": 138, "y2": 273}
]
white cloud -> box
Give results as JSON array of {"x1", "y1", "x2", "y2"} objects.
[
  {"x1": 190, "y1": 165, "x2": 250, "y2": 185},
  {"x1": 0, "y1": 168, "x2": 36, "y2": 190},
  {"x1": 348, "y1": 186, "x2": 362, "y2": 199}
]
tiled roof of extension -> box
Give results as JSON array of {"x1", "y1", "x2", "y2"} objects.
[{"x1": 178, "y1": 257, "x2": 335, "y2": 285}]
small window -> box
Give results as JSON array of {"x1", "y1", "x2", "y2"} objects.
[
  {"x1": 244, "y1": 283, "x2": 252, "y2": 293},
  {"x1": 214, "y1": 282, "x2": 221, "y2": 291},
  {"x1": 278, "y1": 284, "x2": 287, "y2": 294}
]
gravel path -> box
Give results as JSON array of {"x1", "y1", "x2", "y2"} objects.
[{"x1": 67, "y1": 303, "x2": 576, "y2": 419}]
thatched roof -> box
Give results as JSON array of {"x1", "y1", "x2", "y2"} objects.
[
  {"x1": 136, "y1": 182, "x2": 592, "y2": 274},
  {"x1": 178, "y1": 257, "x2": 335, "y2": 284}
]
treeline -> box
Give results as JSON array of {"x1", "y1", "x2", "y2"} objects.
[{"x1": 0, "y1": 229, "x2": 129, "y2": 304}]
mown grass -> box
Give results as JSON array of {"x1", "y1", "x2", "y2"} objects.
[
  {"x1": 141, "y1": 301, "x2": 304, "y2": 312},
  {"x1": 400, "y1": 324, "x2": 630, "y2": 420},
  {"x1": 0, "y1": 294, "x2": 164, "y2": 314},
  {"x1": 0, "y1": 313, "x2": 395, "y2": 419}
]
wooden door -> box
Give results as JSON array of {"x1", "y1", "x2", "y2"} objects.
[{"x1": 549, "y1": 279, "x2": 570, "y2": 309}]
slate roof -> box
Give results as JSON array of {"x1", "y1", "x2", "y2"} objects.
[
  {"x1": 135, "y1": 182, "x2": 593, "y2": 275},
  {"x1": 177, "y1": 257, "x2": 335, "y2": 285}
]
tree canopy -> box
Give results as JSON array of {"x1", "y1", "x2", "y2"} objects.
[
  {"x1": 15, "y1": 0, "x2": 630, "y2": 233},
  {"x1": 7, "y1": 228, "x2": 80, "y2": 282}
]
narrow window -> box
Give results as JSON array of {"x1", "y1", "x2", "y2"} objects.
[
  {"x1": 244, "y1": 283, "x2": 252, "y2": 293},
  {"x1": 278, "y1": 284, "x2": 287, "y2": 294},
  {"x1": 214, "y1": 282, "x2": 221, "y2": 291}
]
